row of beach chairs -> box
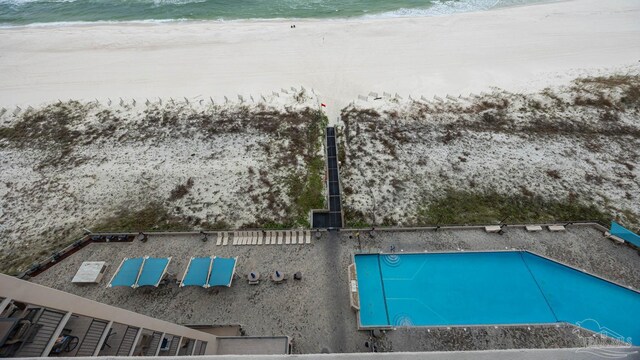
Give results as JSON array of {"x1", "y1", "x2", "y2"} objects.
[{"x1": 214, "y1": 230, "x2": 312, "y2": 246}]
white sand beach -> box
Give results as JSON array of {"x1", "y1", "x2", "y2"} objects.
[{"x1": 0, "y1": 0, "x2": 639, "y2": 120}]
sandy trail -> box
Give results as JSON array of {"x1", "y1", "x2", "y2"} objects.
[{"x1": 1, "y1": 0, "x2": 639, "y2": 121}]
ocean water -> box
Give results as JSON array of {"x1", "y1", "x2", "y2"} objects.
[{"x1": 0, "y1": 0, "x2": 547, "y2": 26}]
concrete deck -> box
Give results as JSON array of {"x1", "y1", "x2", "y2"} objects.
[
  {"x1": 216, "y1": 336, "x2": 289, "y2": 355},
  {"x1": 29, "y1": 225, "x2": 640, "y2": 354}
]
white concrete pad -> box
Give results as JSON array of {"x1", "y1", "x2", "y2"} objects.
[
  {"x1": 233, "y1": 231, "x2": 239, "y2": 245},
  {"x1": 277, "y1": 232, "x2": 283, "y2": 245},
  {"x1": 291, "y1": 230, "x2": 297, "y2": 244},
  {"x1": 216, "y1": 233, "x2": 222, "y2": 246},
  {"x1": 257, "y1": 231, "x2": 263, "y2": 245},
  {"x1": 284, "y1": 231, "x2": 291, "y2": 244},
  {"x1": 305, "y1": 230, "x2": 311, "y2": 244},
  {"x1": 222, "y1": 232, "x2": 228, "y2": 246},
  {"x1": 485, "y1": 226, "x2": 501, "y2": 233},
  {"x1": 548, "y1": 225, "x2": 566, "y2": 232},
  {"x1": 525, "y1": 225, "x2": 543, "y2": 232},
  {"x1": 72, "y1": 261, "x2": 106, "y2": 284}
]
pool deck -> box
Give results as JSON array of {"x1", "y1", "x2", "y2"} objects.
[{"x1": 29, "y1": 224, "x2": 640, "y2": 353}]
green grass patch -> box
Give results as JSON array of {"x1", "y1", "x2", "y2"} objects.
[
  {"x1": 0, "y1": 101, "x2": 87, "y2": 147},
  {"x1": 261, "y1": 222, "x2": 294, "y2": 230},
  {"x1": 0, "y1": 236, "x2": 80, "y2": 276},
  {"x1": 286, "y1": 157, "x2": 325, "y2": 226},
  {"x1": 285, "y1": 110, "x2": 328, "y2": 227},
  {"x1": 92, "y1": 202, "x2": 191, "y2": 232},
  {"x1": 345, "y1": 219, "x2": 371, "y2": 229},
  {"x1": 416, "y1": 190, "x2": 612, "y2": 226},
  {"x1": 1, "y1": 203, "x2": 189, "y2": 275},
  {"x1": 343, "y1": 207, "x2": 371, "y2": 228}
]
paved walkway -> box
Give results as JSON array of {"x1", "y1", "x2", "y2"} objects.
[{"x1": 312, "y1": 127, "x2": 343, "y2": 228}]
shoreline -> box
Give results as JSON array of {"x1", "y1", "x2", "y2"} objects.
[
  {"x1": 0, "y1": 0, "x2": 563, "y2": 29},
  {"x1": 1, "y1": 0, "x2": 639, "y2": 121}
]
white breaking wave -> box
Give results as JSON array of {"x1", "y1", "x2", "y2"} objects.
[
  {"x1": 0, "y1": 18, "x2": 195, "y2": 29},
  {"x1": 0, "y1": 0, "x2": 207, "y2": 4},
  {"x1": 151, "y1": 0, "x2": 207, "y2": 6},
  {"x1": 362, "y1": 0, "x2": 553, "y2": 19},
  {"x1": 364, "y1": 0, "x2": 503, "y2": 19},
  {"x1": 0, "y1": 0, "x2": 79, "y2": 4}
]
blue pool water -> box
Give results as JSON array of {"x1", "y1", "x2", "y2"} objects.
[{"x1": 354, "y1": 251, "x2": 640, "y2": 345}]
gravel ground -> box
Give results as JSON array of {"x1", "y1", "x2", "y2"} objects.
[{"x1": 30, "y1": 225, "x2": 640, "y2": 353}]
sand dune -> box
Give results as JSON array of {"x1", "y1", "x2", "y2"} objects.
[
  {"x1": 339, "y1": 76, "x2": 640, "y2": 227},
  {"x1": 0, "y1": 92, "x2": 325, "y2": 274},
  {"x1": 0, "y1": 0, "x2": 639, "y2": 121},
  {"x1": 1, "y1": 0, "x2": 640, "y2": 274}
]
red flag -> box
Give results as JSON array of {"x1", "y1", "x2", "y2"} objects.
[{"x1": 321, "y1": 103, "x2": 326, "y2": 107}]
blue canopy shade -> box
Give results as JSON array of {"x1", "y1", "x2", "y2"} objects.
[
  {"x1": 181, "y1": 257, "x2": 213, "y2": 287},
  {"x1": 109, "y1": 257, "x2": 144, "y2": 287},
  {"x1": 207, "y1": 257, "x2": 237, "y2": 287},
  {"x1": 108, "y1": 256, "x2": 171, "y2": 288},
  {"x1": 611, "y1": 221, "x2": 640, "y2": 248},
  {"x1": 137, "y1": 257, "x2": 171, "y2": 287}
]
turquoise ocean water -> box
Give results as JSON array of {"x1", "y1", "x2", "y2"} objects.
[{"x1": 0, "y1": 0, "x2": 547, "y2": 26}]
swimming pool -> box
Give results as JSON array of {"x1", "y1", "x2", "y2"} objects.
[{"x1": 354, "y1": 251, "x2": 640, "y2": 345}]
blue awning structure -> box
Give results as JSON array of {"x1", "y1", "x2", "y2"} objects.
[
  {"x1": 109, "y1": 257, "x2": 144, "y2": 287},
  {"x1": 180, "y1": 257, "x2": 213, "y2": 287},
  {"x1": 108, "y1": 256, "x2": 171, "y2": 288},
  {"x1": 180, "y1": 256, "x2": 237, "y2": 288},
  {"x1": 208, "y1": 257, "x2": 237, "y2": 287},
  {"x1": 137, "y1": 257, "x2": 171, "y2": 287},
  {"x1": 611, "y1": 221, "x2": 640, "y2": 248}
]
